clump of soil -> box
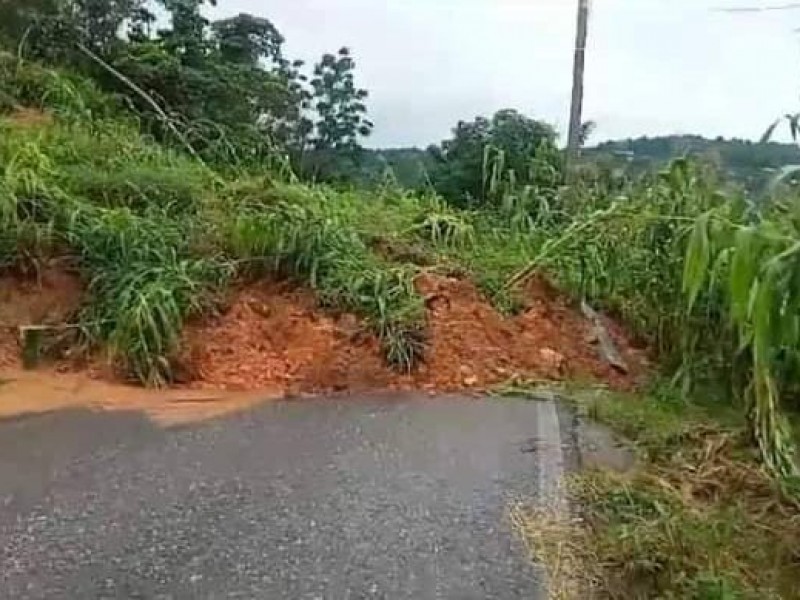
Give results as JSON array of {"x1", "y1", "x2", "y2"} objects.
[
  {"x1": 409, "y1": 273, "x2": 641, "y2": 391},
  {"x1": 0, "y1": 267, "x2": 84, "y2": 369},
  {"x1": 181, "y1": 282, "x2": 397, "y2": 394},
  {"x1": 182, "y1": 274, "x2": 645, "y2": 394}
]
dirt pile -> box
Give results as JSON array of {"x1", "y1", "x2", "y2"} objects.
[
  {"x1": 0, "y1": 269, "x2": 645, "y2": 400},
  {"x1": 181, "y1": 282, "x2": 396, "y2": 393},
  {"x1": 411, "y1": 274, "x2": 640, "y2": 390},
  {"x1": 182, "y1": 275, "x2": 645, "y2": 394}
]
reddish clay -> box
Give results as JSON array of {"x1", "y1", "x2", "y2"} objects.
[
  {"x1": 0, "y1": 269, "x2": 645, "y2": 396},
  {"x1": 182, "y1": 275, "x2": 645, "y2": 394}
]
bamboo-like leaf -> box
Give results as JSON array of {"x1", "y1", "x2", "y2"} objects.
[
  {"x1": 683, "y1": 211, "x2": 712, "y2": 310},
  {"x1": 730, "y1": 227, "x2": 758, "y2": 323}
]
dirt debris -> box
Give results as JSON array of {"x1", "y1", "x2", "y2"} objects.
[
  {"x1": 182, "y1": 274, "x2": 645, "y2": 394},
  {"x1": 181, "y1": 282, "x2": 397, "y2": 394},
  {"x1": 0, "y1": 270, "x2": 645, "y2": 423},
  {"x1": 410, "y1": 273, "x2": 641, "y2": 391},
  {"x1": 0, "y1": 370, "x2": 278, "y2": 427}
]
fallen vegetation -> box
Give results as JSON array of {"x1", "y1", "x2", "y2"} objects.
[{"x1": 512, "y1": 384, "x2": 800, "y2": 599}]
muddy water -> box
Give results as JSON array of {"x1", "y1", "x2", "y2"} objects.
[{"x1": 0, "y1": 369, "x2": 281, "y2": 427}]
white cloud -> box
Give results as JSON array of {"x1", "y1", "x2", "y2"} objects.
[{"x1": 208, "y1": 0, "x2": 800, "y2": 147}]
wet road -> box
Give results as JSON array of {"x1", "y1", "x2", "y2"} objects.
[{"x1": 0, "y1": 393, "x2": 566, "y2": 599}]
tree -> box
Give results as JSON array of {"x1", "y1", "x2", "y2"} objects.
[
  {"x1": 295, "y1": 47, "x2": 373, "y2": 181},
  {"x1": 109, "y1": 4, "x2": 312, "y2": 161},
  {"x1": 310, "y1": 47, "x2": 372, "y2": 151},
  {"x1": 0, "y1": 1, "x2": 374, "y2": 173},
  {"x1": 157, "y1": 0, "x2": 214, "y2": 67},
  {"x1": 213, "y1": 12, "x2": 283, "y2": 65},
  {"x1": 0, "y1": 0, "x2": 145, "y2": 63},
  {"x1": 428, "y1": 109, "x2": 559, "y2": 206}
]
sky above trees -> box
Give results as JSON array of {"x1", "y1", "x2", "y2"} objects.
[{"x1": 208, "y1": 0, "x2": 800, "y2": 148}]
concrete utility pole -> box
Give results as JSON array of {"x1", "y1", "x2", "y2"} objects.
[{"x1": 566, "y1": 0, "x2": 590, "y2": 170}]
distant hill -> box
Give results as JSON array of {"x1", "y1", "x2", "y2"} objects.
[
  {"x1": 363, "y1": 135, "x2": 800, "y2": 194},
  {"x1": 586, "y1": 135, "x2": 800, "y2": 192}
]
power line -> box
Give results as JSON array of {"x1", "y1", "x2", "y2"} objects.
[{"x1": 714, "y1": 2, "x2": 800, "y2": 12}]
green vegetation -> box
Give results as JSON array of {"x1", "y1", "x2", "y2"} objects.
[
  {"x1": 1, "y1": 2, "x2": 799, "y2": 594},
  {"x1": 513, "y1": 384, "x2": 800, "y2": 599},
  {"x1": 0, "y1": 0, "x2": 373, "y2": 173},
  {"x1": 0, "y1": 98, "x2": 430, "y2": 381},
  {"x1": 588, "y1": 134, "x2": 800, "y2": 194}
]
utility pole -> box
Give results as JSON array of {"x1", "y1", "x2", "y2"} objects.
[{"x1": 566, "y1": 0, "x2": 590, "y2": 172}]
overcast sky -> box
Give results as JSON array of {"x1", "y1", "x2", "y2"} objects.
[{"x1": 207, "y1": 1, "x2": 800, "y2": 148}]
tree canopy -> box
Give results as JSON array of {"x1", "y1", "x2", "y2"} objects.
[
  {"x1": 0, "y1": 0, "x2": 373, "y2": 168},
  {"x1": 427, "y1": 109, "x2": 559, "y2": 206}
]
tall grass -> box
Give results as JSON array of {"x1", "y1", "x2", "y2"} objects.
[
  {"x1": 0, "y1": 51, "x2": 119, "y2": 122},
  {"x1": 684, "y1": 193, "x2": 800, "y2": 477},
  {"x1": 223, "y1": 184, "x2": 426, "y2": 370},
  {"x1": 498, "y1": 159, "x2": 800, "y2": 479},
  {"x1": 532, "y1": 160, "x2": 721, "y2": 361},
  {"x1": 85, "y1": 257, "x2": 230, "y2": 385},
  {"x1": 0, "y1": 85, "x2": 224, "y2": 384}
]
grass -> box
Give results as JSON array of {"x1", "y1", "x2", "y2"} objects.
[
  {"x1": 221, "y1": 181, "x2": 426, "y2": 370},
  {"x1": 0, "y1": 101, "x2": 432, "y2": 382},
  {"x1": 510, "y1": 382, "x2": 800, "y2": 599},
  {"x1": 87, "y1": 257, "x2": 230, "y2": 386}
]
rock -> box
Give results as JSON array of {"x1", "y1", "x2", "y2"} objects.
[
  {"x1": 463, "y1": 375, "x2": 478, "y2": 387},
  {"x1": 336, "y1": 314, "x2": 361, "y2": 340},
  {"x1": 539, "y1": 348, "x2": 566, "y2": 372}
]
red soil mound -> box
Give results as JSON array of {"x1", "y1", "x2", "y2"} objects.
[
  {"x1": 181, "y1": 282, "x2": 396, "y2": 393},
  {"x1": 0, "y1": 267, "x2": 645, "y2": 397},
  {"x1": 182, "y1": 275, "x2": 645, "y2": 394},
  {"x1": 411, "y1": 273, "x2": 640, "y2": 391}
]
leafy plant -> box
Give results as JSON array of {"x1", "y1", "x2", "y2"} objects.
[
  {"x1": 85, "y1": 256, "x2": 229, "y2": 386},
  {"x1": 684, "y1": 196, "x2": 800, "y2": 478},
  {"x1": 410, "y1": 199, "x2": 474, "y2": 248}
]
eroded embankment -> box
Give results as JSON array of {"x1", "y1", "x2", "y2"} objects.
[{"x1": 0, "y1": 269, "x2": 646, "y2": 425}]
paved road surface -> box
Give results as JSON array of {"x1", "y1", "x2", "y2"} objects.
[{"x1": 0, "y1": 393, "x2": 567, "y2": 599}]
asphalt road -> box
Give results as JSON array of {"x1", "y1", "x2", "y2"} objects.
[{"x1": 0, "y1": 393, "x2": 567, "y2": 599}]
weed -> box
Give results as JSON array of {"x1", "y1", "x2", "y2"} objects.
[
  {"x1": 511, "y1": 383, "x2": 800, "y2": 599},
  {"x1": 84, "y1": 257, "x2": 230, "y2": 386},
  {"x1": 409, "y1": 198, "x2": 475, "y2": 248},
  {"x1": 59, "y1": 165, "x2": 208, "y2": 215}
]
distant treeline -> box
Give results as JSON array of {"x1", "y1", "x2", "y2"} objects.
[{"x1": 361, "y1": 135, "x2": 800, "y2": 194}]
